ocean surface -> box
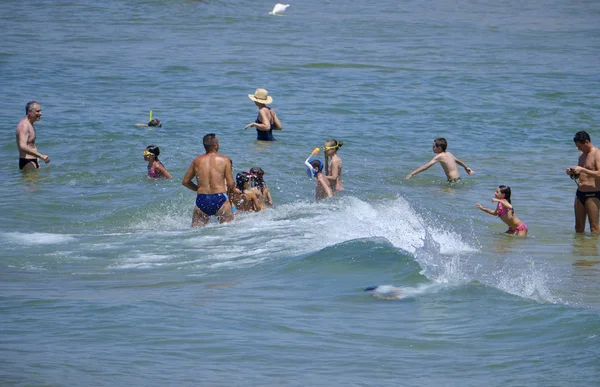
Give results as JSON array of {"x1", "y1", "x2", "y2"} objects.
[{"x1": 1, "y1": 0, "x2": 600, "y2": 385}]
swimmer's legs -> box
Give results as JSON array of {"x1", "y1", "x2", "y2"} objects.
[
  {"x1": 192, "y1": 206, "x2": 210, "y2": 228},
  {"x1": 216, "y1": 200, "x2": 234, "y2": 224},
  {"x1": 585, "y1": 197, "x2": 600, "y2": 233}
]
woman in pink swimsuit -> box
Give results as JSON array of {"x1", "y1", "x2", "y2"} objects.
[
  {"x1": 143, "y1": 145, "x2": 172, "y2": 179},
  {"x1": 475, "y1": 185, "x2": 528, "y2": 237}
]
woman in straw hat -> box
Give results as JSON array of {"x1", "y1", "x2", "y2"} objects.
[{"x1": 245, "y1": 88, "x2": 282, "y2": 141}]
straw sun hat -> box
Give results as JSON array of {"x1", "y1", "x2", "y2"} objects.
[{"x1": 248, "y1": 88, "x2": 273, "y2": 105}]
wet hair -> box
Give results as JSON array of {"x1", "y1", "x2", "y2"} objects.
[
  {"x1": 434, "y1": 138, "x2": 447, "y2": 151},
  {"x1": 145, "y1": 145, "x2": 160, "y2": 161},
  {"x1": 26, "y1": 101, "x2": 39, "y2": 114},
  {"x1": 325, "y1": 139, "x2": 344, "y2": 151},
  {"x1": 498, "y1": 185, "x2": 512, "y2": 205},
  {"x1": 203, "y1": 133, "x2": 218, "y2": 150},
  {"x1": 250, "y1": 167, "x2": 266, "y2": 191},
  {"x1": 236, "y1": 172, "x2": 251, "y2": 191},
  {"x1": 573, "y1": 131, "x2": 591, "y2": 144},
  {"x1": 148, "y1": 119, "x2": 162, "y2": 127}
]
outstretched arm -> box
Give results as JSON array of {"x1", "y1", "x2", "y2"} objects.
[
  {"x1": 454, "y1": 157, "x2": 474, "y2": 175},
  {"x1": 475, "y1": 203, "x2": 497, "y2": 216},
  {"x1": 406, "y1": 158, "x2": 438, "y2": 180}
]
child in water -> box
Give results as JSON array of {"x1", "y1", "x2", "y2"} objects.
[
  {"x1": 143, "y1": 145, "x2": 172, "y2": 179},
  {"x1": 324, "y1": 139, "x2": 344, "y2": 191},
  {"x1": 406, "y1": 138, "x2": 474, "y2": 183},
  {"x1": 249, "y1": 167, "x2": 273, "y2": 209},
  {"x1": 136, "y1": 119, "x2": 162, "y2": 127},
  {"x1": 231, "y1": 172, "x2": 261, "y2": 212},
  {"x1": 475, "y1": 185, "x2": 528, "y2": 236},
  {"x1": 304, "y1": 151, "x2": 333, "y2": 200}
]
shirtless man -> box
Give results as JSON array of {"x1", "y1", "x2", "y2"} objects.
[
  {"x1": 567, "y1": 131, "x2": 600, "y2": 233},
  {"x1": 405, "y1": 138, "x2": 474, "y2": 183},
  {"x1": 182, "y1": 134, "x2": 235, "y2": 227},
  {"x1": 16, "y1": 101, "x2": 50, "y2": 171}
]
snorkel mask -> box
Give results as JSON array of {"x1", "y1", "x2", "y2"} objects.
[{"x1": 306, "y1": 159, "x2": 323, "y2": 178}]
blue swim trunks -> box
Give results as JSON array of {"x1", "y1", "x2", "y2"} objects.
[{"x1": 195, "y1": 193, "x2": 229, "y2": 216}]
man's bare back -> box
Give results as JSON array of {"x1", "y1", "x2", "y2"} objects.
[
  {"x1": 184, "y1": 153, "x2": 232, "y2": 194},
  {"x1": 182, "y1": 134, "x2": 235, "y2": 227}
]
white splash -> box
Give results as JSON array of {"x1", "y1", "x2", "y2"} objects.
[
  {"x1": 269, "y1": 3, "x2": 290, "y2": 15},
  {"x1": 1, "y1": 232, "x2": 76, "y2": 245},
  {"x1": 365, "y1": 283, "x2": 443, "y2": 300}
]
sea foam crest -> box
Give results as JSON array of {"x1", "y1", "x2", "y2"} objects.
[{"x1": 1, "y1": 232, "x2": 76, "y2": 245}]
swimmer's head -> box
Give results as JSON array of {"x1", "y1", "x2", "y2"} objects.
[
  {"x1": 249, "y1": 167, "x2": 265, "y2": 187},
  {"x1": 497, "y1": 185, "x2": 512, "y2": 204},
  {"x1": 324, "y1": 139, "x2": 343, "y2": 154},
  {"x1": 144, "y1": 145, "x2": 160, "y2": 160},
  {"x1": 309, "y1": 159, "x2": 324, "y2": 177},
  {"x1": 433, "y1": 138, "x2": 447, "y2": 152},
  {"x1": 148, "y1": 119, "x2": 162, "y2": 127},
  {"x1": 236, "y1": 172, "x2": 251, "y2": 191}
]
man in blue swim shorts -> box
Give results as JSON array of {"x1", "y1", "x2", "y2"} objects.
[{"x1": 182, "y1": 134, "x2": 235, "y2": 227}]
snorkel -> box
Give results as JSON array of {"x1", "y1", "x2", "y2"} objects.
[{"x1": 304, "y1": 148, "x2": 321, "y2": 178}]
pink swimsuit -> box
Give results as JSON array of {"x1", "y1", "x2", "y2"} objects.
[
  {"x1": 497, "y1": 203, "x2": 527, "y2": 234},
  {"x1": 147, "y1": 165, "x2": 162, "y2": 178}
]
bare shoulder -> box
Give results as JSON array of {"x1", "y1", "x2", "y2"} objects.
[{"x1": 16, "y1": 118, "x2": 31, "y2": 133}]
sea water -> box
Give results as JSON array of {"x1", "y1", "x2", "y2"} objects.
[{"x1": 1, "y1": 0, "x2": 599, "y2": 385}]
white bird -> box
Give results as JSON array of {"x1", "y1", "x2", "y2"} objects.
[{"x1": 269, "y1": 3, "x2": 290, "y2": 16}]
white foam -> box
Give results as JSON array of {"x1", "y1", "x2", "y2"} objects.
[
  {"x1": 1, "y1": 232, "x2": 76, "y2": 245},
  {"x1": 367, "y1": 283, "x2": 445, "y2": 300}
]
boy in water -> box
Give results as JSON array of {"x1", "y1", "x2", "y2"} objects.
[
  {"x1": 309, "y1": 160, "x2": 334, "y2": 200},
  {"x1": 405, "y1": 138, "x2": 474, "y2": 183}
]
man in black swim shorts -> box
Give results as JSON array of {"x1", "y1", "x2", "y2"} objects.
[
  {"x1": 567, "y1": 131, "x2": 600, "y2": 233},
  {"x1": 16, "y1": 101, "x2": 50, "y2": 171}
]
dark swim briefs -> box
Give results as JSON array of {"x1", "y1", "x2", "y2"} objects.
[
  {"x1": 576, "y1": 189, "x2": 600, "y2": 205},
  {"x1": 195, "y1": 193, "x2": 229, "y2": 216},
  {"x1": 19, "y1": 158, "x2": 39, "y2": 170}
]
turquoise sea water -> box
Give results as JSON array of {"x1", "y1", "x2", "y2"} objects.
[{"x1": 1, "y1": 0, "x2": 600, "y2": 385}]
